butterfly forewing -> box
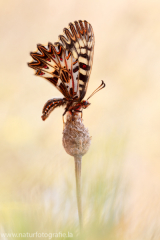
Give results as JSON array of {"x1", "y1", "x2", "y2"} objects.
[{"x1": 59, "y1": 20, "x2": 95, "y2": 100}]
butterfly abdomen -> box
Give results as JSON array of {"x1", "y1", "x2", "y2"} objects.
[{"x1": 42, "y1": 98, "x2": 66, "y2": 121}]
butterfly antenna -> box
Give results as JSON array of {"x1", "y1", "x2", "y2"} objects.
[{"x1": 87, "y1": 80, "x2": 105, "y2": 100}]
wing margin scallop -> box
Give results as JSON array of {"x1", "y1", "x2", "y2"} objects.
[{"x1": 28, "y1": 43, "x2": 72, "y2": 98}]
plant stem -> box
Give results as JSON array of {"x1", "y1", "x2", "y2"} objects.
[{"x1": 74, "y1": 155, "x2": 82, "y2": 229}]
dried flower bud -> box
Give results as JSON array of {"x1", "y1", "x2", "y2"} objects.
[{"x1": 62, "y1": 113, "x2": 91, "y2": 157}]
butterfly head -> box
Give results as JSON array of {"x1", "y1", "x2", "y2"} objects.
[{"x1": 81, "y1": 100, "x2": 91, "y2": 109}]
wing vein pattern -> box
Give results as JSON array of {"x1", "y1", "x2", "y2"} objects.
[{"x1": 28, "y1": 20, "x2": 95, "y2": 101}]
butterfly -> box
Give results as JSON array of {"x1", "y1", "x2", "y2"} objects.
[{"x1": 28, "y1": 20, "x2": 105, "y2": 121}]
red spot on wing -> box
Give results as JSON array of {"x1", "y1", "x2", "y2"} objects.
[
  {"x1": 83, "y1": 64, "x2": 86, "y2": 68},
  {"x1": 40, "y1": 72, "x2": 44, "y2": 75}
]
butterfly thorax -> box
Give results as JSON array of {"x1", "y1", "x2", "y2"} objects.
[{"x1": 66, "y1": 99, "x2": 90, "y2": 113}]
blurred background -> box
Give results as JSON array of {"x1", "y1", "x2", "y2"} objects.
[{"x1": 0, "y1": 0, "x2": 160, "y2": 239}]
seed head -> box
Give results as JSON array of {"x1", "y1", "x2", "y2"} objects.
[{"x1": 62, "y1": 113, "x2": 91, "y2": 157}]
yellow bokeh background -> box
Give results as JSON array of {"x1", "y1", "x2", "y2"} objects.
[{"x1": 1, "y1": 0, "x2": 160, "y2": 239}]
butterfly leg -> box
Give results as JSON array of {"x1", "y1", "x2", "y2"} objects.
[
  {"x1": 75, "y1": 110, "x2": 82, "y2": 118},
  {"x1": 63, "y1": 108, "x2": 67, "y2": 116},
  {"x1": 62, "y1": 115, "x2": 65, "y2": 130},
  {"x1": 71, "y1": 111, "x2": 74, "y2": 121},
  {"x1": 62, "y1": 107, "x2": 69, "y2": 130}
]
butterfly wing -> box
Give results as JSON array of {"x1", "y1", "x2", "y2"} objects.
[
  {"x1": 28, "y1": 43, "x2": 73, "y2": 98},
  {"x1": 28, "y1": 20, "x2": 94, "y2": 100},
  {"x1": 59, "y1": 20, "x2": 95, "y2": 100}
]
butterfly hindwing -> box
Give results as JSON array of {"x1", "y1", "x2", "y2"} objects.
[{"x1": 28, "y1": 43, "x2": 71, "y2": 98}]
